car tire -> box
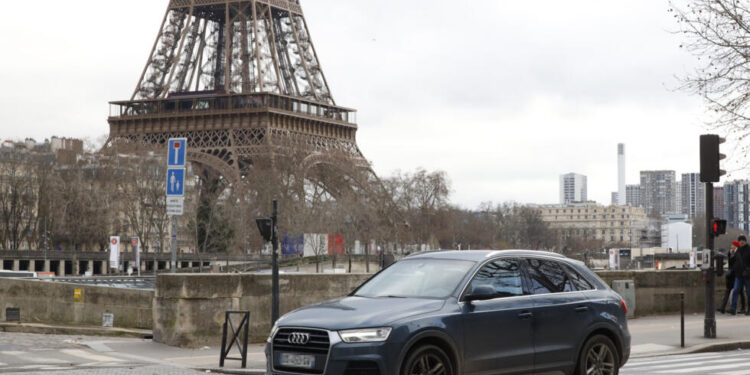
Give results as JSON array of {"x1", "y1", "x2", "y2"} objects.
[
  {"x1": 576, "y1": 334, "x2": 620, "y2": 375},
  {"x1": 401, "y1": 344, "x2": 454, "y2": 375}
]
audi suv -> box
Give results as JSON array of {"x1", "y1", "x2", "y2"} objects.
[{"x1": 266, "y1": 250, "x2": 630, "y2": 375}]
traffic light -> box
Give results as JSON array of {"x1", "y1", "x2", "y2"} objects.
[
  {"x1": 256, "y1": 217, "x2": 273, "y2": 242},
  {"x1": 711, "y1": 219, "x2": 727, "y2": 237},
  {"x1": 715, "y1": 251, "x2": 726, "y2": 277},
  {"x1": 700, "y1": 134, "x2": 726, "y2": 183}
]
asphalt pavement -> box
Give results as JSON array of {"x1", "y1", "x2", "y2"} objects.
[
  {"x1": 0, "y1": 331, "x2": 264, "y2": 374},
  {"x1": 3, "y1": 312, "x2": 750, "y2": 374}
]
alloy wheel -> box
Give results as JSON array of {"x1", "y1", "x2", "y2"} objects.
[
  {"x1": 585, "y1": 342, "x2": 616, "y2": 375},
  {"x1": 408, "y1": 352, "x2": 448, "y2": 375}
]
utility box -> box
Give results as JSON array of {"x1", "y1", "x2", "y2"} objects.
[{"x1": 612, "y1": 280, "x2": 636, "y2": 318}]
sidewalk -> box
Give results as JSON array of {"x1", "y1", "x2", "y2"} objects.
[{"x1": 629, "y1": 312, "x2": 750, "y2": 358}]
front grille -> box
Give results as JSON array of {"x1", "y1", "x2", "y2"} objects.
[
  {"x1": 344, "y1": 360, "x2": 380, "y2": 375},
  {"x1": 273, "y1": 328, "x2": 330, "y2": 374}
]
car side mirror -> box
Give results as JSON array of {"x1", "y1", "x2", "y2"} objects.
[{"x1": 465, "y1": 285, "x2": 496, "y2": 302}]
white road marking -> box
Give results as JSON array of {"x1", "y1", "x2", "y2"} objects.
[
  {"x1": 717, "y1": 370, "x2": 750, "y2": 375},
  {"x1": 656, "y1": 361, "x2": 749, "y2": 374},
  {"x1": 647, "y1": 358, "x2": 747, "y2": 371},
  {"x1": 624, "y1": 353, "x2": 723, "y2": 367}
]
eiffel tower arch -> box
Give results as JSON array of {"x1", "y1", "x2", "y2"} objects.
[{"x1": 107, "y1": 0, "x2": 371, "y2": 195}]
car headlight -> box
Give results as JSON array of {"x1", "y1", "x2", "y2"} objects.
[
  {"x1": 338, "y1": 327, "x2": 392, "y2": 343},
  {"x1": 267, "y1": 323, "x2": 279, "y2": 343}
]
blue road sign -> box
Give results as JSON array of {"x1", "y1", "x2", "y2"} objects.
[
  {"x1": 168, "y1": 138, "x2": 187, "y2": 167},
  {"x1": 166, "y1": 168, "x2": 186, "y2": 197}
]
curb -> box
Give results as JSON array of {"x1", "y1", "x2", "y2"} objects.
[{"x1": 0, "y1": 322, "x2": 152, "y2": 339}]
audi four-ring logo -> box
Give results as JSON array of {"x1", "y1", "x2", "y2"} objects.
[{"x1": 288, "y1": 332, "x2": 311, "y2": 345}]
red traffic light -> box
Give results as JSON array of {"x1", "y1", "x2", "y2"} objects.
[{"x1": 712, "y1": 219, "x2": 727, "y2": 237}]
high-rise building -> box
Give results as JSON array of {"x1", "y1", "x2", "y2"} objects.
[
  {"x1": 626, "y1": 185, "x2": 642, "y2": 207},
  {"x1": 724, "y1": 181, "x2": 750, "y2": 233},
  {"x1": 640, "y1": 171, "x2": 677, "y2": 216},
  {"x1": 560, "y1": 173, "x2": 587, "y2": 204},
  {"x1": 617, "y1": 144, "x2": 626, "y2": 205},
  {"x1": 680, "y1": 173, "x2": 706, "y2": 219}
]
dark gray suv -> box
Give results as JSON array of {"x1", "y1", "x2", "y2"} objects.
[{"x1": 266, "y1": 250, "x2": 630, "y2": 375}]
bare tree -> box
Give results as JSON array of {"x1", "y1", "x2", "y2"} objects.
[
  {"x1": 0, "y1": 151, "x2": 36, "y2": 249},
  {"x1": 103, "y1": 148, "x2": 169, "y2": 254},
  {"x1": 671, "y1": 1, "x2": 750, "y2": 147}
]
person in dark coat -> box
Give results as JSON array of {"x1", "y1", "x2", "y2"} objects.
[
  {"x1": 719, "y1": 241, "x2": 746, "y2": 314},
  {"x1": 729, "y1": 235, "x2": 750, "y2": 315}
]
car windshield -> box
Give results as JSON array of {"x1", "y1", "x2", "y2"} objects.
[{"x1": 354, "y1": 258, "x2": 476, "y2": 299}]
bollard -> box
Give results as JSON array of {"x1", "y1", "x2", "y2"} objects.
[{"x1": 681, "y1": 292, "x2": 685, "y2": 348}]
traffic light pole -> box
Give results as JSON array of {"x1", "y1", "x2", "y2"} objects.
[
  {"x1": 705, "y1": 182, "x2": 716, "y2": 338},
  {"x1": 271, "y1": 200, "x2": 280, "y2": 325}
]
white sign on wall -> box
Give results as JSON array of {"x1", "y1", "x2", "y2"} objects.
[{"x1": 109, "y1": 236, "x2": 120, "y2": 269}]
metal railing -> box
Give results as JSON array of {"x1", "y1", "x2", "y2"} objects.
[{"x1": 110, "y1": 92, "x2": 356, "y2": 125}]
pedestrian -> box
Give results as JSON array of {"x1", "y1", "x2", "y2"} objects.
[
  {"x1": 718, "y1": 241, "x2": 746, "y2": 314},
  {"x1": 729, "y1": 235, "x2": 750, "y2": 315}
]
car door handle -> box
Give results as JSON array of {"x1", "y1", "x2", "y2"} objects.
[
  {"x1": 575, "y1": 306, "x2": 589, "y2": 313},
  {"x1": 518, "y1": 311, "x2": 533, "y2": 319}
]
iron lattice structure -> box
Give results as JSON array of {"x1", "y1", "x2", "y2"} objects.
[{"x1": 108, "y1": 0, "x2": 367, "y2": 184}]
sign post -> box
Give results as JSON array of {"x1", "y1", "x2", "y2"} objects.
[{"x1": 167, "y1": 138, "x2": 187, "y2": 274}]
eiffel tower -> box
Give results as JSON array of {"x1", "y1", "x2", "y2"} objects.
[{"x1": 107, "y1": 0, "x2": 367, "y2": 185}]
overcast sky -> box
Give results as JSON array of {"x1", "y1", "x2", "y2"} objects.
[{"x1": 0, "y1": 0, "x2": 727, "y2": 208}]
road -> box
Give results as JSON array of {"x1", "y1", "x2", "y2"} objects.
[
  {"x1": 622, "y1": 350, "x2": 750, "y2": 375},
  {"x1": 0, "y1": 332, "x2": 209, "y2": 374}
]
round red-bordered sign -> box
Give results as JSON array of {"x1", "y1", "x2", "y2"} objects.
[{"x1": 111, "y1": 238, "x2": 118, "y2": 245}]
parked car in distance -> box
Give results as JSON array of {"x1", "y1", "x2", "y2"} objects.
[{"x1": 266, "y1": 250, "x2": 630, "y2": 375}]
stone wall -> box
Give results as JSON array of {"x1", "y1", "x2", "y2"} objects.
[
  {"x1": 153, "y1": 270, "x2": 726, "y2": 348},
  {"x1": 598, "y1": 270, "x2": 725, "y2": 317},
  {"x1": 153, "y1": 273, "x2": 371, "y2": 348},
  {"x1": 0, "y1": 278, "x2": 153, "y2": 329}
]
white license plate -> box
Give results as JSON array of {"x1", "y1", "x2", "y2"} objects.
[{"x1": 280, "y1": 353, "x2": 316, "y2": 369}]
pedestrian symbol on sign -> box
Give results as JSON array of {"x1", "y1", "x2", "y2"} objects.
[
  {"x1": 166, "y1": 168, "x2": 185, "y2": 197},
  {"x1": 169, "y1": 171, "x2": 181, "y2": 193}
]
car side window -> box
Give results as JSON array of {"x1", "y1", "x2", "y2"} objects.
[
  {"x1": 563, "y1": 264, "x2": 594, "y2": 291},
  {"x1": 470, "y1": 258, "x2": 524, "y2": 298},
  {"x1": 524, "y1": 259, "x2": 573, "y2": 294}
]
